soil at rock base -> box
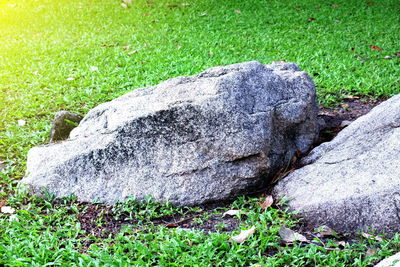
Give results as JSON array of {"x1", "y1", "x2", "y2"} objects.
[
  {"x1": 316, "y1": 96, "x2": 385, "y2": 145},
  {"x1": 320, "y1": 96, "x2": 384, "y2": 126}
]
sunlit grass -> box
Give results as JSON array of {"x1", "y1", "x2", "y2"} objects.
[
  {"x1": 2, "y1": 192, "x2": 400, "y2": 266},
  {"x1": 0, "y1": 0, "x2": 399, "y2": 264}
]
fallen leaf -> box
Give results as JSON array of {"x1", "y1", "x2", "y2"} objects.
[
  {"x1": 121, "y1": 3, "x2": 128, "y2": 8},
  {"x1": 0, "y1": 200, "x2": 5, "y2": 208},
  {"x1": 367, "y1": 1, "x2": 374, "y2": 5},
  {"x1": 90, "y1": 66, "x2": 99, "y2": 72},
  {"x1": 1, "y1": 206, "x2": 15, "y2": 214},
  {"x1": 199, "y1": 12, "x2": 208, "y2": 17},
  {"x1": 336, "y1": 241, "x2": 347, "y2": 247},
  {"x1": 100, "y1": 43, "x2": 119, "y2": 47},
  {"x1": 362, "y1": 232, "x2": 383, "y2": 242},
  {"x1": 17, "y1": 119, "x2": 26, "y2": 126},
  {"x1": 345, "y1": 95, "x2": 359, "y2": 99},
  {"x1": 176, "y1": 45, "x2": 182, "y2": 49},
  {"x1": 315, "y1": 225, "x2": 335, "y2": 236},
  {"x1": 128, "y1": 50, "x2": 138, "y2": 55},
  {"x1": 279, "y1": 227, "x2": 308, "y2": 243},
  {"x1": 331, "y1": 4, "x2": 340, "y2": 7},
  {"x1": 166, "y1": 223, "x2": 178, "y2": 228},
  {"x1": 181, "y1": 3, "x2": 190, "y2": 6},
  {"x1": 384, "y1": 56, "x2": 393, "y2": 59},
  {"x1": 395, "y1": 52, "x2": 400, "y2": 57},
  {"x1": 370, "y1": 45, "x2": 382, "y2": 51},
  {"x1": 314, "y1": 6, "x2": 321, "y2": 9},
  {"x1": 231, "y1": 226, "x2": 256, "y2": 243},
  {"x1": 208, "y1": 51, "x2": 214, "y2": 56},
  {"x1": 295, "y1": 8, "x2": 302, "y2": 11},
  {"x1": 307, "y1": 17, "x2": 316, "y2": 22},
  {"x1": 234, "y1": 9, "x2": 241, "y2": 13},
  {"x1": 365, "y1": 247, "x2": 377, "y2": 258},
  {"x1": 66, "y1": 77, "x2": 75, "y2": 81},
  {"x1": 258, "y1": 195, "x2": 273, "y2": 209},
  {"x1": 341, "y1": 103, "x2": 350, "y2": 109},
  {"x1": 223, "y1": 209, "x2": 241, "y2": 217},
  {"x1": 123, "y1": 45, "x2": 130, "y2": 50},
  {"x1": 166, "y1": 3, "x2": 178, "y2": 8}
]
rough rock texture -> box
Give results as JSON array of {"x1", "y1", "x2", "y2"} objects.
[
  {"x1": 274, "y1": 95, "x2": 400, "y2": 233},
  {"x1": 22, "y1": 61, "x2": 318, "y2": 206},
  {"x1": 50, "y1": 111, "x2": 83, "y2": 142},
  {"x1": 375, "y1": 252, "x2": 400, "y2": 267}
]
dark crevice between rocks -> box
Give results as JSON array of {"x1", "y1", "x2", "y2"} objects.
[
  {"x1": 230, "y1": 153, "x2": 262, "y2": 164},
  {"x1": 314, "y1": 97, "x2": 386, "y2": 147},
  {"x1": 265, "y1": 96, "x2": 386, "y2": 189}
]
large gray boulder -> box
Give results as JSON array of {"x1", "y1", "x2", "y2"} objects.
[
  {"x1": 22, "y1": 61, "x2": 319, "y2": 206},
  {"x1": 274, "y1": 95, "x2": 400, "y2": 233}
]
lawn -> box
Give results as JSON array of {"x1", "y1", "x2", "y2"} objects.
[{"x1": 0, "y1": 0, "x2": 399, "y2": 265}]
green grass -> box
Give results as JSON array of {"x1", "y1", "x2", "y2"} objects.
[
  {"x1": 2, "y1": 192, "x2": 400, "y2": 266},
  {"x1": 0, "y1": 0, "x2": 399, "y2": 265}
]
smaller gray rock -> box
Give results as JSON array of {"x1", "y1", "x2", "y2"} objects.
[
  {"x1": 50, "y1": 111, "x2": 82, "y2": 142},
  {"x1": 273, "y1": 95, "x2": 400, "y2": 234}
]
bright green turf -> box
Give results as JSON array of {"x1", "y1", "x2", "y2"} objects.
[
  {"x1": 0, "y1": 0, "x2": 399, "y2": 265},
  {"x1": 2, "y1": 192, "x2": 400, "y2": 266}
]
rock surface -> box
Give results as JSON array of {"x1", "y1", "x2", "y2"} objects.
[
  {"x1": 22, "y1": 61, "x2": 318, "y2": 206},
  {"x1": 375, "y1": 252, "x2": 400, "y2": 267},
  {"x1": 50, "y1": 111, "x2": 83, "y2": 142},
  {"x1": 274, "y1": 95, "x2": 400, "y2": 233}
]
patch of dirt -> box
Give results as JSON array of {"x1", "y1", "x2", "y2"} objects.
[
  {"x1": 73, "y1": 200, "x2": 241, "y2": 251},
  {"x1": 320, "y1": 97, "x2": 384, "y2": 125},
  {"x1": 152, "y1": 203, "x2": 240, "y2": 233},
  {"x1": 77, "y1": 204, "x2": 127, "y2": 239},
  {"x1": 316, "y1": 96, "x2": 385, "y2": 145},
  {"x1": 75, "y1": 200, "x2": 240, "y2": 242}
]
